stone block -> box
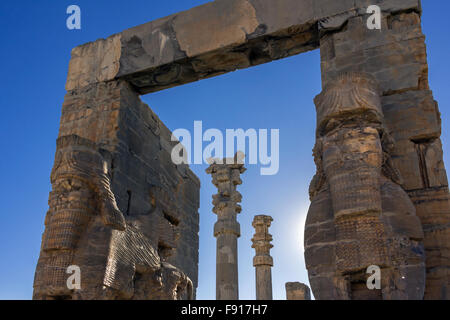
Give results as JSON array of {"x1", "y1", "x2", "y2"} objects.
[
  {"x1": 285, "y1": 282, "x2": 311, "y2": 300},
  {"x1": 66, "y1": 34, "x2": 121, "y2": 92},
  {"x1": 382, "y1": 90, "x2": 441, "y2": 142},
  {"x1": 65, "y1": 0, "x2": 421, "y2": 93}
]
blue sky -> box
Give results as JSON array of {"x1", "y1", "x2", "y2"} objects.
[{"x1": 0, "y1": 1, "x2": 448, "y2": 300}]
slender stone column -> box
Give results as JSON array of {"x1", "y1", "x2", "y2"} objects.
[
  {"x1": 251, "y1": 215, "x2": 273, "y2": 300},
  {"x1": 206, "y1": 153, "x2": 246, "y2": 300}
]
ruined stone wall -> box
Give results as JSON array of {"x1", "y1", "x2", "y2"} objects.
[
  {"x1": 34, "y1": 77, "x2": 200, "y2": 299},
  {"x1": 111, "y1": 81, "x2": 200, "y2": 290},
  {"x1": 317, "y1": 8, "x2": 449, "y2": 299}
]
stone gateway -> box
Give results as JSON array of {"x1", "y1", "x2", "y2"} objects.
[{"x1": 34, "y1": 0, "x2": 449, "y2": 300}]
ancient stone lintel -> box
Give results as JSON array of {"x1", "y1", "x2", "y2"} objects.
[
  {"x1": 252, "y1": 215, "x2": 273, "y2": 300},
  {"x1": 64, "y1": 0, "x2": 421, "y2": 94},
  {"x1": 206, "y1": 153, "x2": 246, "y2": 300},
  {"x1": 285, "y1": 282, "x2": 311, "y2": 300}
]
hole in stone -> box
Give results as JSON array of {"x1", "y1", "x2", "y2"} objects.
[{"x1": 163, "y1": 210, "x2": 179, "y2": 226}]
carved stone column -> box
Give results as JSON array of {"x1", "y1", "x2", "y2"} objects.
[
  {"x1": 206, "y1": 153, "x2": 246, "y2": 300},
  {"x1": 252, "y1": 215, "x2": 273, "y2": 300}
]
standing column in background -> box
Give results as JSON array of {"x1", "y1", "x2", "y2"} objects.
[
  {"x1": 252, "y1": 215, "x2": 274, "y2": 300},
  {"x1": 206, "y1": 153, "x2": 246, "y2": 300}
]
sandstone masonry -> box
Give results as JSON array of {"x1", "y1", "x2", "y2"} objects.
[{"x1": 34, "y1": 0, "x2": 449, "y2": 300}]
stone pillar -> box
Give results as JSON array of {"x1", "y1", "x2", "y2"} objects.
[
  {"x1": 305, "y1": 72, "x2": 426, "y2": 300},
  {"x1": 286, "y1": 282, "x2": 311, "y2": 300},
  {"x1": 34, "y1": 40, "x2": 200, "y2": 299},
  {"x1": 206, "y1": 153, "x2": 246, "y2": 300},
  {"x1": 319, "y1": 8, "x2": 449, "y2": 299},
  {"x1": 251, "y1": 215, "x2": 273, "y2": 300}
]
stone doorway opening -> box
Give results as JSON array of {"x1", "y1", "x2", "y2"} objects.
[{"x1": 140, "y1": 50, "x2": 321, "y2": 299}]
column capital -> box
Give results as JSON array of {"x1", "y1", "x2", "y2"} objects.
[
  {"x1": 251, "y1": 215, "x2": 274, "y2": 266},
  {"x1": 206, "y1": 152, "x2": 246, "y2": 217}
]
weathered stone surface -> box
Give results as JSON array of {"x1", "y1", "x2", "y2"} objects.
[
  {"x1": 320, "y1": 12, "x2": 428, "y2": 95},
  {"x1": 285, "y1": 282, "x2": 311, "y2": 300},
  {"x1": 33, "y1": 135, "x2": 195, "y2": 300},
  {"x1": 252, "y1": 215, "x2": 273, "y2": 300},
  {"x1": 408, "y1": 187, "x2": 450, "y2": 299},
  {"x1": 305, "y1": 73, "x2": 426, "y2": 300},
  {"x1": 319, "y1": 8, "x2": 450, "y2": 299},
  {"x1": 65, "y1": 0, "x2": 420, "y2": 94},
  {"x1": 380, "y1": 90, "x2": 443, "y2": 190},
  {"x1": 38, "y1": 0, "x2": 450, "y2": 300},
  {"x1": 381, "y1": 90, "x2": 441, "y2": 143},
  {"x1": 34, "y1": 80, "x2": 200, "y2": 300},
  {"x1": 66, "y1": 34, "x2": 121, "y2": 92},
  {"x1": 206, "y1": 153, "x2": 246, "y2": 300}
]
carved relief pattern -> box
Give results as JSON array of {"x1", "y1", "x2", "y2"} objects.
[
  {"x1": 305, "y1": 73, "x2": 426, "y2": 300},
  {"x1": 33, "y1": 135, "x2": 193, "y2": 300}
]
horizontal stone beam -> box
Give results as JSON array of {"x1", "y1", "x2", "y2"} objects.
[{"x1": 66, "y1": 0, "x2": 420, "y2": 94}]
